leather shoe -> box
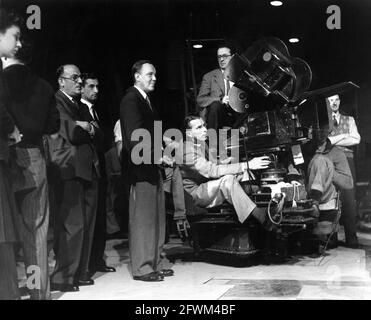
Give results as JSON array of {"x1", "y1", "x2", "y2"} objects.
[
  {"x1": 77, "y1": 278, "x2": 95, "y2": 286},
  {"x1": 95, "y1": 265, "x2": 116, "y2": 273},
  {"x1": 133, "y1": 272, "x2": 164, "y2": 282},
  {"x1": 50, "y1": 283, "x2": 79, "y2": 292},
  {"x1": 158, "y1": 269, "x2": 174, "y2": 277}
]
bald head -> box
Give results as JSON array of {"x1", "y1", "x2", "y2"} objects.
[{"x1": 57, "y1": 64, "x2": 83, "y2": 98}]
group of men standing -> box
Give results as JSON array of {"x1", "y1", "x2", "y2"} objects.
[{"x1": 48, "y1": 65, "x2": 116, "y2": 293}]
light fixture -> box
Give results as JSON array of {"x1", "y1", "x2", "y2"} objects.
[
  {"x1": 270, "y1": 1, "x2": 283, "y2": 6},
  {"x1": 289, "y1": 38, "x2": 299, "y2": 43},
  {"x1": 193, "y1": 44, "x2": 203, "y2": 49}
]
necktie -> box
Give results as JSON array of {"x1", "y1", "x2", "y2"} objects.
[
  {"x1": 145, "y1": 96, "x2": 152, "y2": 111},
  {"x1": 333, "y1": 115, "x2": 338, "y2": 127},
  {"x1": 91, "y1": 107, "x2": 99, "y2": 121}
]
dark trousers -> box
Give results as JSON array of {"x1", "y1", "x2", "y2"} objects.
[
  {"x1": 0, "y1": 243, "x2": 19, "y2": 300},
  {"x1": 113, "y1": 174, "x2": 129, "y2": 233},
  {"x1": 89, "y1": 175, "x2": 107, "y2": 271},
  {"x1": 14, "y1": 147, "x2": 50, "y2": 300},
  {"x1": 129, "y1": 176, "x2": 166, "y2": 277},
  {"x1": 205, "y1": 101, "x2": 238, "y2": 131},
  {"x1": 51, "y1": 175, "x2": 98, "y2": 285},
  {"x1": 340, "y1": 155, "x2": 358, "y2": 244}
]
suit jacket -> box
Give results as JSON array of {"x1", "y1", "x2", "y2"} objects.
[
  {"x1": 0, "y1": 74, "x2": 15, "y2": 162},
  {"x1": 48, "y1": 90, "x2": 102, "y2": 182},
  {"x1": 80, "y1": 100, "x2": 107, "y2": 178},
  {"x1": 197, "y1": 68, "x2": 225, "y2": 109},
  {"x1": 2, "y1": 64, "x2": 60, "y2": 148},
  {"x1": 120, "y1": 86, "x2": 161, "y2": 184},
  {"x1": 179, "y1": 140, "x2": 246, "y2": 194}
]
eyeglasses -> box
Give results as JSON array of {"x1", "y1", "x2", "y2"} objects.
[
  {"x1": 60, "y1": 74, "x2": 82, "y2": 82},
  {"x1": 217, "y1": 54, "x2": 231, "y2": 60}
]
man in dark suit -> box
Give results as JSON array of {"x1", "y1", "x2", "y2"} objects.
[
  {"x1": 80, "y1": 73, "x2": 116, "y2": 274},
  {"x1": 197, "y1": 46, "x2": 237, "y2": 131},
  {"x1": 48, "y1": 64, "x2": 102, "y2": 292},
  {"x1": 120, "y1": 60, "x2": 173, "y2": 282}
]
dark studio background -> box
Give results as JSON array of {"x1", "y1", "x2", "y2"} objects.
[{"x1": 2, "y1": 0, "x2": 371, "y2": 179}]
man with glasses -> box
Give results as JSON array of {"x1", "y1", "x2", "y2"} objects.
[
  {"x1": 197, "y1": 45, "x2": 237, "y2": 133},
  {"x1": 48, "y1": 64, "x2": 102, "y2": 292}
]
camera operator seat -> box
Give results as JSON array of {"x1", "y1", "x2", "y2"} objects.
[{"x1": 186, "y1": 198, "x2": 264, "y2": 258}]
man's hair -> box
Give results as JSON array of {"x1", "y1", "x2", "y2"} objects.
[
  {"x1": 81, "y1": 72, "x2": 98, "y2": 86},
  {"x1": 131, "y1": 59, "x2": 152, "y2": 83},
  {"x1": 183, "y1": 115, "x2": 202, "y2": 131},
  {"x1": 216, "y1": 44, "x2": 234, "y2": 55},
  {"x1": 0, "y1": 8, "x2": 22, "y2": 33},
  {"x1": 56, "y1": 65, "x2": 66, "y2": 79}
]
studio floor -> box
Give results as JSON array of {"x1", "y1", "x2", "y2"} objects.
[{"x1": 16, "y1": 227, "x2": 371, "y2": 300}]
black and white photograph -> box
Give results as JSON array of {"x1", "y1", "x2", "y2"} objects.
[{"x1": 1, "y1": 0, "x2": 371, "y2": 303}]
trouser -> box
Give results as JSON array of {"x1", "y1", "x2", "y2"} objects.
[
  {"x1": 13, "y1": 147, "x2": 50, "y2": 300},
  {"x1": 191, "y1": 174, "x2": 256, "y2": 223},
  {"x1": 308, "y1": 153, "x2": 358, "y2": 244},
  {"x1": 307, "y1": 154, "x2": 337, "y2": 205},
  {"x1": 129, "y1": 177, "x2": 166, "y2": 277},
  {"x1": 163, "y1": 166, "x2": 186, "y2": 219},
  {"x1": 51, "y1": 175, "x2": 98, "y2": 285},
  {"x1": 0, "y1": 243, "x2": 19, "y2": 300},
  {"x1": 106, "y1": 174, "x2": 121, "y2": 235},
  {"x1": 205, "y1": 101, "x2": 238, "y2": 131},
  {"x1": 89, "y1": 175, "x2": 108, "y2": 270}
]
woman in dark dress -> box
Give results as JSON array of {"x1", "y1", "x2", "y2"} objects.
[{"x1": 0, "y1": 7, "x2": 22, "y2": 300}]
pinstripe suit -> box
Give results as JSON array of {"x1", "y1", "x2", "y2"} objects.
[
  {"x1": 13, "y1": 147, "x2": 50, "y2": 300},
  {"x1": 2, "y1": 64, "x2": 60, "y2": 300}
]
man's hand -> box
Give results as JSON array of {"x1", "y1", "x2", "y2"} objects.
[
  {"x1": 222, "y1": 95, "x2": 229, "y2": 105},
  {"x1": 75, "y1": 121, "x2": 92, "y2": 132},
  {"x1": 160, "y1": 154, "x2": 175, "y2": 167},
  {"x1": 219, "y1": 156, "x2": 234, "y2": 164},
  {"x1": 8, "y1": 126, "x2": 22, "y2": 145},
  {"x1": 248, "y1": 156, "x2": 271, "y2": 170}
]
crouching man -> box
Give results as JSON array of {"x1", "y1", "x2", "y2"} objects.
[{"x1": 178, "y1": 115, "x2": 280, "y2": 231}]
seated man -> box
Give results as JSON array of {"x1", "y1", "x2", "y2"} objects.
[
  {"x1": 197, "y1": 45, "x2": 237, "y2": 131},
  {"x1": 179, "y1": 115, "x2": 279, "y2": 230},
  {"x1": 306, "y1": 128, "x2": 355, "y2": 247}
]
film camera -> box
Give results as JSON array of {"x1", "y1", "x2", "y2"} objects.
[{"x1": 189, "y1": 37, "x2": 334, "y2": 258}]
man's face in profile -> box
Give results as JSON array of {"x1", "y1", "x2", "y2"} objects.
[
  {"x1": 327, "y1": 94, "x2": 340, "y2": 113},
  {"x1": 60, "y1": 65, "x2": 82, "y2": 98},
  {"x1": 187, "y1": 118, "x2": 207, "y2": 141},
  {"x1": 135, "y1": 63, "x2": 156, "y2": 93},
  {"x1": 217, "y1": 47, "x2": 232, "y2": 70}
]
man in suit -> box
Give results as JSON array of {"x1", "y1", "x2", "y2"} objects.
[
  {"x1": 80, "y1": 73, "x2": 116, "y2": 274},
  {"x1": 49, "y1": 64, "x2": 102, "y2": 292},
  {"x1": 179, "y1": 115, "x2": 279, "y2": 230},
  {"x1": 197, "y1": 46, "x2": 237, "y2": 132},
  {"x1": 1, "y1": 39, "x2": 60, "y2": 300},
  {"x1": 326, "y1": 94, "x2": 360, "y2": 248},
  {"x1": 120, "y1": 60, "x2": 173, "y2": 282}
]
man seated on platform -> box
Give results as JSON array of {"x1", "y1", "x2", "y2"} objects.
[
  {"x1": 179, "y1": 115, "x2": 280, "y2": 231},
  {"x1": 305, "y1": 127, "x2": 355, "y2": 247},
  {"x1": 196, "y1": 45, "x2": 237, "y2": 131}
]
